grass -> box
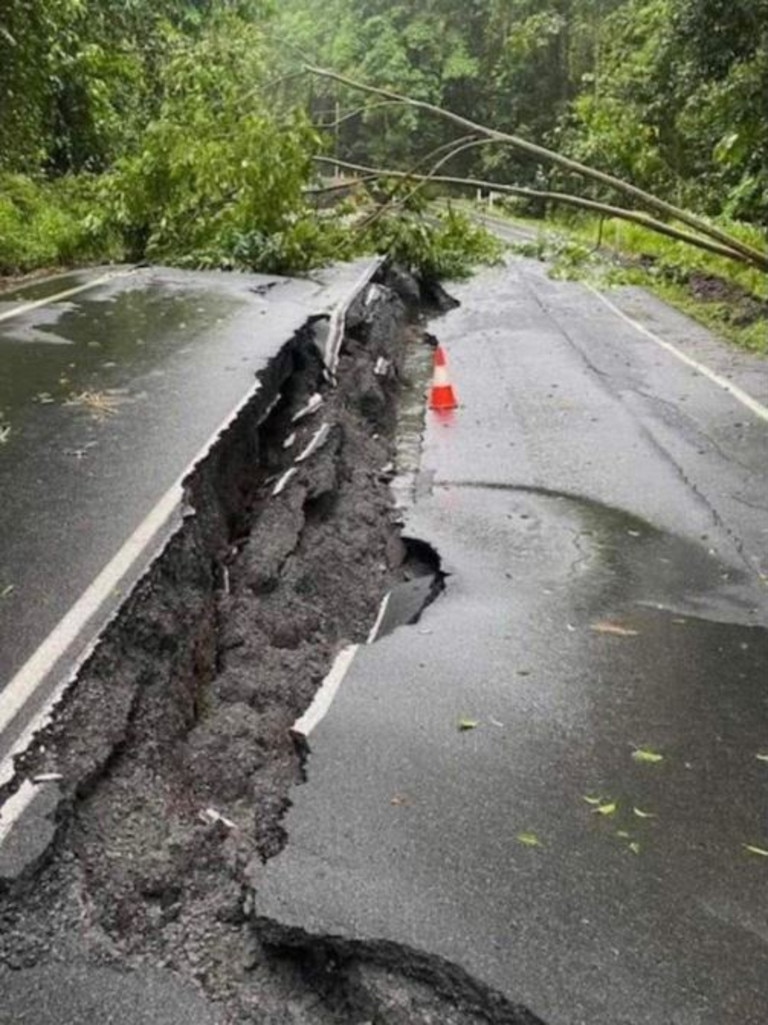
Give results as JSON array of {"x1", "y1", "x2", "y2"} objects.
[{"x1": 464, "y1": 198, "x2": 768, "y2": 355}]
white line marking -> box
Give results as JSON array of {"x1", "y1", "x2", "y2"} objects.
[
  {"x1": 586, "y1": 284, "x2": 768, "y2": 425},
  {"x1": 291, "y1": 644, "x2": 359, "y2": 739},
  {"x1": 367, "y1": 592, "x2": 391, "y2": 644},
  {"x1": 0, "y1": 779, "x2": 38, "y2": 846},
  {"x1": 0, "y1": 379, "x2": 264, "y2": 786},
  {"x1": 0, "y1": 269, "x2": 133, "y2": 325}
]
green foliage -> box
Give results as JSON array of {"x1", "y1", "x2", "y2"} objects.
[
  {"x1": 364, "y1": 206, "x2": 504, "y2": 281},
  {"x1": 2, "y1": 0, "x2": 767, "y2": 289}
]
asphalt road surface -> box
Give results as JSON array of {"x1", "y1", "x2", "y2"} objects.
[
  {"x1": 255, "y1": 258, "x2": 768, "y2": 1025},
  {"x1": 0, "y1": 261, "x2": 376, "y2": 779}
]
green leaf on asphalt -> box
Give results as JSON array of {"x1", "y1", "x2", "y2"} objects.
[
  {"x1": 517, "y1": 832, "x2": 542, "y2": 847},
  {"x1": 582, "y1": 795, "x2": 603, "y2": 806},
  {"x1": 633, "y1": 807, "x2": 657, "y2": 819},
  {"x1": 593, "y1": 801, "x2": 617, "y2": 817},
  {"x1": 632, "y1": 747, "x2": 664, "y2": 764},
  {"x1": 616, "y1": 830, "x2": 631, "y2": 839},
  {"x1": 0, "y1": 584, "x2": 14, "y2": 599},
  {"x1": 756, "y1": 754, "x2": 768, "y2": 763},
  {"x1": 457, "y1": 717, "x2": 480, "y2": 731},
  {"x1": 744, "y1": 844, "x2": 768, "y2": 858},
  {"x1": 628, "y1": 842, "x2": 641, "y2": 855}
]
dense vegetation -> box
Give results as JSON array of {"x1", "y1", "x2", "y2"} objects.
[
  {"x1": 276, "y1": 0, "x2": 768, "y2": 223},
  {"x1": 1, "y1": 0, "x2": 766, "y2": 326}
]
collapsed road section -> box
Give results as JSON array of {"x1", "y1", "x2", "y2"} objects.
[{"x1": 0, "y1": 259, "x2": 476, "y2": 1024}]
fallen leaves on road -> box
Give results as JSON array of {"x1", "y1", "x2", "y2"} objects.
[
  {"x1": 65, "y1": 390, "x2": 121, "y2": 420},
  {"x1": 628, "y1": 841, "x2": 641, "y2": 855},
  {"x1": 633, "y1": 806, "x2": 657, "y2": 819},
  {"x1": 0, "y1": 424, "x2": 11, "y2": 445},
  {"x1": 632, "y1": 747, "x2": 664, "y2": 764},
  {"x1": 0, "y1": 584, "x2": 14, "y2": 599},
  {"x1": 457, "y1": 717, "x2": 480, "y2": 731},
  {"x1": 743, "y1": 844, "x2": 768, "y2": 858},
  {"x1": 582, "y1": 795, "x2": 603, "y2": 806},
  {"x1": 590, "y1": 621, "x2": 640, "y2": 637},
  {"x1": 517, "y1": 832, "x2": 542, "y2": 848},
  {"x1": 390, "y1": 793, "x2": 410, "y2": 807},
  {"x1": 756, "y1": 754, "x2": 768, "y2": 763},
  {"x1": 593, "y1": 801, "x2": 617, "y2": 817}
]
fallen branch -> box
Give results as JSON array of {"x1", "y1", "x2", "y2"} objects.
[
  {"x1": 312, "y1": 99, "x2": 404, "y2": 129},
  {"x1": 353, "y1": 138, "x2": 495, "y2": 233},
  {"x1": 313, "y1": 156, "x2": 752, "y2": 266},
  {"x1": 305, "y1": 65, "x2": 768, "y2": 272}
]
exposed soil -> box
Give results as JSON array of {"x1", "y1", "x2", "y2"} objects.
[
  {"x1": 687, "y1": 270, "x2": 768, "y2": 328},
  {"x1": 0, "y1": 268, "x2": 532, "y2": 1023}
]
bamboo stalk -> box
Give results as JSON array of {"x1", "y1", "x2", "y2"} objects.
[
  {"x1": 313, "y1": 156, "x2": 751, "y2": 266},
  {"x1": 305, "y1": 65, "x2": 768, "y2": 272}
]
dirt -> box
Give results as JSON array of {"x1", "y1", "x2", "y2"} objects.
[
  {"x1": 687, "y1": 270, "x2": 768, "y2": 328},
  {"x1": 0, "y1": 267, "x2": 532, "y2": 1024}
]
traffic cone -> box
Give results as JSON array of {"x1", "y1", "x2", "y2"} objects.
[{"x1": 429, "y1": 346, "x2": 458, "y2": 410}]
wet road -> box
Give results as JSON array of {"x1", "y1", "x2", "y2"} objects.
[
  {"x1": 0, "y1": 261, "x2": 376, "y2": 777},
  {"x1": 255, "y1": 260, "x2": 768, "y2": 1024}
]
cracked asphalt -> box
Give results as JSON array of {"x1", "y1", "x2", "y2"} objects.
[
  {"x1": 253, "y1": 259, "x2": 768, "y2": 1024},
  {"x1": 0, "y1": 261, "x2": 376, "y2": 771}
]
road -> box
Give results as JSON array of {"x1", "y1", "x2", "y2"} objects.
[
  {"x1": 0, "y1": 261, "x2": 376, "y2": 784},
  {"x1": 254, "y1": 257, "x2": 768, "y2": 1024}
]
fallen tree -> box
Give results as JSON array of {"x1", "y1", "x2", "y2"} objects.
[
  {"x1": 305, "y1": 65, "x2": 768, "y2": 274},
  {"x1": 312, "y1": 155, "x2": 753, "y2": 267}
]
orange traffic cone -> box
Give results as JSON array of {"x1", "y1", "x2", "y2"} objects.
[{"x1": 429, "y1": 346, "x2": 458, "y2": 410}]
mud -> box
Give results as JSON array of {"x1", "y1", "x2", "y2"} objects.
[{"x1": 0, "y1": 267, "x2": 514, "y2": 1024}]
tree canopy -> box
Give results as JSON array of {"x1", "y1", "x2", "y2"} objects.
[{"x1": 0, "y1": 0, "x2": 766, "y2": 278}]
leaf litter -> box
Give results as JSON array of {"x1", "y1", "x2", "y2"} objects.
[
  {"x1": 633, "y1": 806, "x2": 657, "y2": 819},
  {"x1": 743, "y1": 844, "x2": 768, "y2": 858},
  {"x1": 64, "y1": 390, "x2": 123, "y2": 421},
  {"x1": 457, "y1": 717, "x2": 480, "y2": 731},
  {"x1": 632, "y1": 747, "x2": 664, "y2": 764},
  {"x1": 590, "y1": 621, "x2": 640, "y2": 637}
]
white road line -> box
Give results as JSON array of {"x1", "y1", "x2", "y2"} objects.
[
  {"x1": 0, "y1": 779, "x2": 38, "y2": 846},
  {"x1": 0, "y1": 269, "x2": 133, "y2": 325},
  {"x1": 586, "y1": 284, "x2": 768, "y2": 426},
  {"x1": 367, "y1": 591, "x2": 391, "y2": 644},
  {"x1": 291, "y1": 644, "x2": 359, "y2": 739}
]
